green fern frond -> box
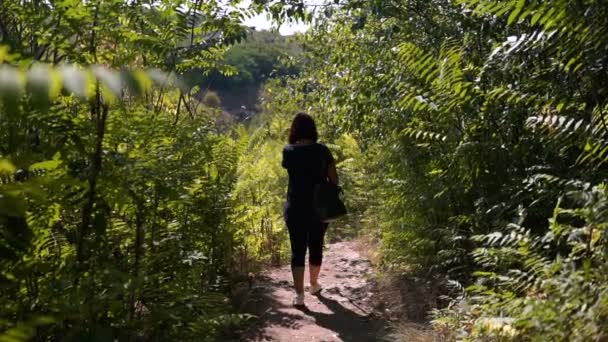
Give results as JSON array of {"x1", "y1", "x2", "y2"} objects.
[
  {"x1": 527, "y1": 115, "x2": 593, "y2": 137},
  {"x1": 401, "y1": 127, "x2": 447, "y2": 143}
]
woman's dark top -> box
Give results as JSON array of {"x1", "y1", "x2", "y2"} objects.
[{"x1": 282, "y1": 143, "x2": 334, "y2": 220}]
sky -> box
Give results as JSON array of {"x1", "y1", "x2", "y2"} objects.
[
  {"x1": 237, "y1": 0, "x2": 325, "y2": 35},
  {"x1": 242, "y1": 13, "x2": 310, "y2": 35}
]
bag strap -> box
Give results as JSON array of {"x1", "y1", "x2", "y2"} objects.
[{"x1": 319, "y1": 146, "x2": 329, "y2": 183}]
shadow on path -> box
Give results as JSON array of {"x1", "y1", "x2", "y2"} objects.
[
  {"x1": 295, "y1": 293, "x2": 389, "y2": 342},
  {"x1": 233, "y1": 241, "x2": 393, "y2": 342}
]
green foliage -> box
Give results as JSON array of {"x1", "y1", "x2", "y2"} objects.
[
  {"x1": 215, "y1": 30, "x2": 301, "y2": 89},
  {"x1": 202, "y1": 91, "x2": 222, "y2": 108},
  {"x1": 4, "y1": 0, "x2": 608, "y2": 340},
  {"x1": 263, "y1": 0, "x2": 608, "y2": 339},
  {"x1": 197, "y1": 30, "x2": 303, "y2": 114},
  {"x1": 231, "y1": 122, "x2": 289, "y2": 268},
  {"x1": 434, "y1": 185, "x2": 608, "y2": 340},
  {"x1": 0, "y1": 0, "x2": 279, "y2": 340}
]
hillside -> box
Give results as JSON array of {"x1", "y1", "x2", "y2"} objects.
[{"x1": 198, "y1": 29, "x2": 303, "y2": 119}]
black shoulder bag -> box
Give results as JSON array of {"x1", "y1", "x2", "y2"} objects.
[{"x1": 313, "y1": 156, "x2": 347, "y2": 223}]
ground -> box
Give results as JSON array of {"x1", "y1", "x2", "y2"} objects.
[{"x1": 232, "y1": 241, "x2": 394, "y2": 342}]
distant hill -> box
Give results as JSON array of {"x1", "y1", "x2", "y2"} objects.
[{"x1": 195, "y1": 29, "x2": 303, "y2": 119}]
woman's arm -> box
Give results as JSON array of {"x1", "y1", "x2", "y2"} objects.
[
  {"x1": 328, "y1": 162, "x2": 339, "y2": 185},
  {"x1": 282, "y1": 147, "x2": 288, "y2": 169}
]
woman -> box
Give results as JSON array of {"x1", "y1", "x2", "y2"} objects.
[{"x1": 282, "y1": 112, "x2": 338, "y2": 307}]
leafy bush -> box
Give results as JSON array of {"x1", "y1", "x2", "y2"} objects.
[
  {"x1": 0, "y1": 1, "x2": 274, "y2": 340},
  {"x1": 271, "y1": 0, "x2": 608, "y2": 340},
  {"x1": 434, "y1": 184, "x2": 608, "y2": 340},
  {"x1": 203, "y1": 91, "x2": 222, "y2": 109}
]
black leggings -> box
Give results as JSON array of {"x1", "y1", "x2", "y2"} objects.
[{"x1": 286, "y1": 218, "x2": 328, "y2": 268}]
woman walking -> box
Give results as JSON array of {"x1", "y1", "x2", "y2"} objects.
[{"x1": 282, "y1": 112, "x2": 338, "y2": 307}]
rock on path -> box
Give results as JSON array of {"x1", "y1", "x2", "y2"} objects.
[{"x1": 237, "y1": 241, "x2": 392, "y2": 342}]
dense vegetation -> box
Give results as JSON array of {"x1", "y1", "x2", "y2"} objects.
[
  {"x1": 0, "y1": 1, "x2": 284, "y2": 340},
  {"x1": 213, "y1": 32, "x2": 300, "y2": 94},
  {"x1": 192, "y1": 30, "x2": 302, "y2": 116},
  {"x1": 2, "y1": 0, "x2": 608, "y2": 341},
  {"x1": 265, "y1": 0, "x2": 608, "y2": 340}
]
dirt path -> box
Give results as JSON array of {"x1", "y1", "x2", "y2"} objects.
[{"x1": 236, "y1": 241, "x2": 392, "y2": 342}]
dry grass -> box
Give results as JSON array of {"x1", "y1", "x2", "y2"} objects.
[
  {"x1": 352, "y1": 233, "x2": 382, "y2": 264},
  {"x1": 392, "y1": 322, "x2": 443, "y2": 342},
  {"x1": 352, "y1": 236, "x2": 450, "y2": 341},
  {"x1": 378, "y1": 273, "x2": 450, "y2": 341}
]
